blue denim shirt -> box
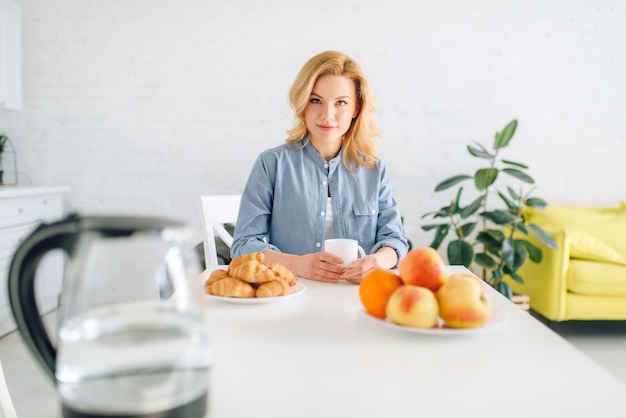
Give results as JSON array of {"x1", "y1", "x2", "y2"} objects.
[{"x1": 231, "y1": 139, "x2": 409, "y2": 264}]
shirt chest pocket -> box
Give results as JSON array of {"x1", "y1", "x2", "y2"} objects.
[{"x1": 352, "y1": 201, "x2": 378, "y2": 247}]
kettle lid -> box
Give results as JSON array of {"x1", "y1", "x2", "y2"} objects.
[{"x1": 61, "y1": 213, "x2": 185, "y2": 237}]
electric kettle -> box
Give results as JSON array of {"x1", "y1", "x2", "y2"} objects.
[{"x1": 8, "y1": 214, "x2": 211, "y2": 418}]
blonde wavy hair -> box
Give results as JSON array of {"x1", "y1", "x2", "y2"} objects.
[{"x1": 286, "y1": 50, "x2": 382, "y2": 169}]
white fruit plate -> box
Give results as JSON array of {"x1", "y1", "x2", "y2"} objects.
[
  {"x1": 361, "y1": 307, "x2": 508, "y2": 335},
  {"x1": 205, "y1": 282, "x2": 306, "y2": 305}
]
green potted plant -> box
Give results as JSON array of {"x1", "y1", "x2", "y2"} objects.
[{"x1": 421, "y1": 119, "x2": 557, "y2": 298}]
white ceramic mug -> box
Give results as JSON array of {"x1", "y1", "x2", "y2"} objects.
[{"x1": 324, "y1": 238, "x2": 366, "y2": 267}]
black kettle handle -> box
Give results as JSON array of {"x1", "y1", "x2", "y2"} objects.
[
  {"x1": 7, "y1": 214, "x2": 82, "y2": 383},
  {"x1": 8, "y1": 213, "x2": 184, "y2": 383}
]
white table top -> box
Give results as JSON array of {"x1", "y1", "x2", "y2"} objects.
[{"x1": 203, "y1": 266, "x2": 626, "y2": 418}]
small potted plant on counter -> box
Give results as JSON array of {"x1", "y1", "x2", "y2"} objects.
[{"x1": 0, "y1": 132, "x2": 8, "y2": 184}]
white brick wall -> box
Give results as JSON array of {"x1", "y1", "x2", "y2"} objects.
[{"x1": 1, "y1": 0, "x2": 625, "y2": 250}]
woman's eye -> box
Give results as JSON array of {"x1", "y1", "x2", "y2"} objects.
[
  {"x1": 310, "y1": 98, "x2": 321, "y2": 104},
  {"x1": 337, "y1": 100, "x2": 347, "y2": 106}
]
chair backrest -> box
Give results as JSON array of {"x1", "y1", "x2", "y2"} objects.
[
  {"x1": 199, "y1": 194, "x2": 241, "y2": 267},
  {"x1": 0, "y1": 360, "x2": 17, "y2": 418}
]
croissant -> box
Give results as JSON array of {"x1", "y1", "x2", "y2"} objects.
[
  {"x1": 256, "y1": 278, "x2": 290, "y2": 298},
  {"x1": 208, "y1": 275, "x2": 256, "y2": 298},
  {"x1": 229, "y1": 260, "x2": 277, "y2": 284},
  {"x1": 204, "y1": 268, "x2": 229, "y2": 293},
  {"x1": 228, "y1": 252, "x2": 264, "y2": 275},
  {"x1": 205, "y1": 253, "x2": 297, "y2": 298},
  {"x1": 267, "y1": 263, "x2": 297, "y2": 286}
]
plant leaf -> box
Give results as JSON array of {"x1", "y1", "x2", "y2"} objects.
[
  {"x1": 497, "y1": 191, "x2": 517, "y2": 211},
  {"x1": 519, "y1": 239, "x2": 542, "y2": 263},
  {"x1": 528, "y1": 223, "x2": 558, "y2": 249},
  {"x1": 514, "y1": 222, "x2": 529, "y2": 235},
  {"x1": 501, "y1": 159, "x2": 529, "y2": 169},
  {"x1": 421, "y1": 223, "x2": 447, "y2": 232},
  {"x1": 507, "y1": 186, "x2": 519, "y2": 201},
  {"x1": 480, "y1": 209, "x2": 517, "y2": 225},
  {"x1": 451, "y1": 188, "x2": 463, "y2": 214},
  {"x1": 497, "y1": 280, "x2": 513, "y2": 297},
  {"x1": 447, "y1": 240, "x2": 474, "y2": 267},
  {"x1": 421, "y1": 208, "x2": 447, "y2": 219},
  {"x1": 502, "y1": 168, "x2": 534, "y2": 184},
  {"x1": 494, "y1": 119, "x2": 518, "y2": 149},
  {"x1": 460, "y1": 195, "x2": 485, "y2": 218},
  {"x1": 475, "y1": 252, "x2": 497, "y2": 268},
  {"x1": 503, "y1": 267, "x2": 524, "y2": 285},
  {"x1": 475, "y1": 168, "x2": 498, "y2": 191},
  {"x1": 467, "y1": 143, "x2": 494, "y2": 159},
  {"x1": 493, "y1": 266, "x2": 503, "y2": 280},
  {"x1": 459, "y1": 222, "x2": 477, "y2": 238},
  {"x1": 429, "y1": 224, "x2": 450, "y2": 250},
  {"x1": 526, "y1": 197, "x2": 548, "y2": 209},
  {"x1": 435, "y1": 175, "x2": 472, "y2": 191},
  {"x1": 502, "y1": 238, "x2": 528, "y2": 270},
  {"x1": 503, "y1": 264, "x2": 524, "y2": 286},
  {"x1": 476, "y1": 230, "x2": 504, "y2": 255},
  {"x1": 432, "y1": 207, "x2": 453, "y2": 218}
]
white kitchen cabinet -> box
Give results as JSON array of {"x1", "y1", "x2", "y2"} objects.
[
  {"x1": 0, "y1": 186, "x2": 70, "y2": 336},
  {"x1": 0, "y1": 0, "x2": 22, "y2": 111}
]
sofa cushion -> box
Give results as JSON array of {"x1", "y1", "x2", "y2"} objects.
[
  {"x1": 568, "y1": 260, "x2": 626, "y2": 296},
  {"x1": 526, "y1": 204, "x2": 626, "y2": 257},
  {"x1": 566, "y1": 228, "x2": 626, "y2": 265}
]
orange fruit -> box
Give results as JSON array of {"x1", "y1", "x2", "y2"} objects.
[{"x1": 359, "y1": 269, "x2": 404, "y2": 319}]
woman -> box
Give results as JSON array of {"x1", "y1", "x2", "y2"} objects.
[{"x1": 231, "y1": 50, "x2": 408, "y2": 284}]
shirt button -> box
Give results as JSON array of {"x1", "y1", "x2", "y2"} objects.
[
  {"x1": 324, "y1": 163, "x2": 329, "y2": 168},
  {"x1": 371, "y1": 209, "x2": 376, "y2": 214},
  {"x1": 316, "y1": 242, "x2": 321, "y2": 248},
  {"x1": 322, "y1": 181, "x2": 327, "y2": 186},
  {"x1": 320, "y1": 211, "x2": 326, "y2": 216}
]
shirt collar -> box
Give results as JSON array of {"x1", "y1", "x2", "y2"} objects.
[{"x1": 301, "y1": 136, "x2": 344, "y2": 165}]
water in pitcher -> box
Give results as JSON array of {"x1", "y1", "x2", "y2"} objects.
[{"x1": 55, "y1": 302, "x2": 212, "y2": 417}]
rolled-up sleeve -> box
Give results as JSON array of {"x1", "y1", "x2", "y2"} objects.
[{"x1": 231, "y1": 153, "x2": 279, "y2": 257}]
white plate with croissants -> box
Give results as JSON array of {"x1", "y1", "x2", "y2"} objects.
[{"x1": 203, "y1": 252, "x2": 305, "y2": 304}]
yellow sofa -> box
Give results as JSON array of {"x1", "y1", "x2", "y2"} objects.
[{"x1": 505, "y1": 202, "x2": 626, "y2": 322}]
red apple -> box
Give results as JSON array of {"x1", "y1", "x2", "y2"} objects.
[
  {"x1": 436, "y1": 272, "x2": 492, "y2": 328},
  {"x1": 385, "y1": 285, "x2": 439, "y2": 328},
  {"x1": 398, "y1": 247, "x2": 448, "y2": 291}
]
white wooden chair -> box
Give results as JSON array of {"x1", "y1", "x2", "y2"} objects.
[
  {"x1": 199, "y1": 194, "x2": 241, "y2": 268},
  {"x1": 0, "y1": 360, "x2": 17, "y2": 418}
]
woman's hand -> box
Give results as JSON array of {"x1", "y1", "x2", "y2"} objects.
[
  {"x1": 297, "y1": 253, "x2": 348, "y2": 283},
  {"x1": 263, "y1": 246, "x2": 398, "y2": 284},
  {"x1": 339, "y1": 247, "x2": 399, "y2": 284},
  {"x1": 338, "y1": 255, "x2": 382, "y2": 284},
  {"x1": 263, "y1": 249, "x2": 346, "y2": 283}
]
